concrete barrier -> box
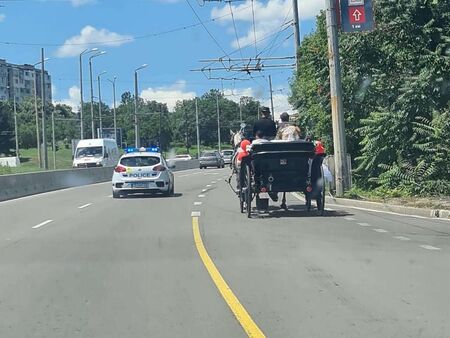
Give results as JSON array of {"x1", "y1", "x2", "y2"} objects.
[{"x1": 0, "y1": 159, "x2": 200, "y2": 202}]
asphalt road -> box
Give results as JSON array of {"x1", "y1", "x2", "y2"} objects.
[{"x1": 1, "y1": 167, "x2": 449, "y2": 338}]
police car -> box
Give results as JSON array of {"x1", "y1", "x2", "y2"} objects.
[{"x1": 112, "y1": 147, "x2": 175, "y2": 198}]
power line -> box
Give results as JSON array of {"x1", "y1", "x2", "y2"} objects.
[
  {"x1": 250, "y1": 0, "x2": 258, "y2": 57},
  {"x1": 0, "y1": 3, "x2": 252, "y2": 47},
  {"x1": 184, "y1": 0, "x2": 230, "y2": 57},
  {"x1": 228, "y1": 1, "x2": 244, "y2": 61}
]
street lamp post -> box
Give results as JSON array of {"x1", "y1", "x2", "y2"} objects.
[
  {"x1": 108, "y1": 76, "x2": 117, "y2": 143},
  {"x1": 97, "y1": 71, "x2": 107, "y2": 138},
  {"x1": 33, "y1": 58, "x2": 50, "y2": 168},
  {"x1": 216, "y1": 93, "x2": 221, "y2": 153},
  {"x1": 51, "y1": 108, "x2": 56, "y2": 170},
  {"x1": 89, "y1": 51, "x2": 106, "y2": 139},
  {"x1": 79, "y1": 48, "x2": 98, "y2": 140},
  {"x1": 134, "y1": 64, "x2": 148, "y2": 148}
]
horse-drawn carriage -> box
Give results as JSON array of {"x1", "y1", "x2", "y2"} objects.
[{"x1": 230, "y1": 140, "x2": 326, "y2": 218}]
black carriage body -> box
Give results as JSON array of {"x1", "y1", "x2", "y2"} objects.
[{"x1": 251, "y1": 141, "x2": 322, "y2": 194}]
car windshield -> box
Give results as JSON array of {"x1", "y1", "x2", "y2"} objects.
[
  {"x1": 120, "y1": 156, "x2": 160, "y2": 167},
  {"x1": 201, "y1": 152, "x2": 216, "y2": 157},
  {"x1": 75, "y1": 146, "x2": 103, "y2": 158}
]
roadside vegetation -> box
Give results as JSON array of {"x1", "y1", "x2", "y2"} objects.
[{"x1": 290, "y1": 0, "x2": 450, "y2": 198}]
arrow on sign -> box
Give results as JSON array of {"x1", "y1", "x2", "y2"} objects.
[{"x1": 353, "y1": 9, "x2": 362, "y2": 21}]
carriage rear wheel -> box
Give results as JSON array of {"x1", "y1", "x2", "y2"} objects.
[{"x1": 245, "y1": 164, "x2": 252, "y2": 218}]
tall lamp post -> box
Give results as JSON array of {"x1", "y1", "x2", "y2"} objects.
[
  {"x1": 108, "y1": 76, "x2": 118, "y2": 143},
  {"x1": 33, "y1": 58, "x2": 50, "y2": 168},
  {"x1": 79, "y1": 48, "x2": 98, "y2": 140},
  {"x1": 97, "y1": 71, "x2": 107, "y2": 138},
  {"x1": 134, "y1": 64, "x2": 148, "y2": 147},
  {"x1": 89, "y1": 51, "x2": 106, "y2": 139},
  {"x1": 40, "y1": 48, "x2": 49, "y2": 170}
]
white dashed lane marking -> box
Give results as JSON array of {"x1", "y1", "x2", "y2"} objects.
[
  {"x1": 373, "y1": 229, "x2": 388, "y2": 233},
  {"x1": 419, "y1": 245, "x2": 441, "y2": 251},
  {"x1": 78, "y1": 203, "x2": 92, "y2": 209},
  {"x1": 206, "y1": 185, "x2": 211, "y2": 187},
  {"x1": 194, "y1": 202, "x2": 202, "y2": 206},
  {"x1": 358, "y1": 222, "x2": 371, "y2": 227},
  {"x1": 191, "y1": 211, "x2": 201, "y2": 217},
  {"x1": 198, "y1": 194, "x2": 205, "y2": 198},
  {"x1": 344, "y1": 217, "x2": 356, "y2": 221},
  {"x1": 202, "y1": 189, "x2": 208, "y2": 192},
  {"x1": 32, "y1": 220, "x2": 53, "y2": 229},
  {"x1": 393, "y1": 236, "x2": 411, "y2": 241}
]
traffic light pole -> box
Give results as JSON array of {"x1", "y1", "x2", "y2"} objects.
[{"x1": 325, "y1": 0, "x2": 348, "y2": 196}]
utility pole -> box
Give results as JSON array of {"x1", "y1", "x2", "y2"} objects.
[
  {"x1": 292, "y1": 0, "x2": 301, "y2": 68},
  {"x1": 325, "y1": 0, "x2": 348, "y2": 196},
  {"x1": 109, "y1": 77, "x2": 117, "y2": 143},
  {"x1": 51, "y1": 108, "x2": 56, "y2": 170},
  {"x1": 195, "y1": 98, "x2": 200, "y2": 159},
  {"x1": 32, "y1": 64, "x2": 42, "y2": 168},
  {"x1": 12, "y1": 89, "x2": 19, "y2": 158},
  {"x1": 216, "y1": 93, "x2": 221, "y2": 153},
  {"x1": 269, "y1": 75, "x2": 275, "y2": 120},
  {"x1": 97, "y1": 71, "x2": 106, "y2": 138},
  {"x1": 134, "y1": 64, "x2": 148, "y2": 148},
  {"x1": 89, "y1": 51, "x2": 106, "y2": 139},
  {"x1": 239, "y1": 97, "x2": 243, "y2": 122},
  {"x1": 79, "y1": 48, "x2": 98, "y2": 140},
  {"x1": 41, "y1": 48, "x2": 48, "y2": 170},
  {"x1": 159, "y1": 110, "x2": 162, "y2": 148}
]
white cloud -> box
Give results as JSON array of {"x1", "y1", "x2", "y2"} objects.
[
  {"x1": 71, "y1": 0, "x2": 96, "y2": 6},
  {"x1": 140, "y1": 80, "x2": 196, "y2": 111},
  {"x1": 223, "y1": 86, "x2": 295, "y2": 119},
  {"x1": 55, "y1": 85, "x2": 81, "y2": 112},
  {"x1": 0, "y1": 14, "x2": 5, "y2": 22},
  {"x1": 56, "y1": 25, "x2": 133, "y2": 58},
  {"x1": 211, "y1": 0, "x2": 324, "y2": 49}
]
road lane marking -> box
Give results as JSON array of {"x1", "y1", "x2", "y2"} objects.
[
  {"x1": 202, "y1": 189, "x2": 208, "y2": 192},
  {"x1": 393, "y1": 236, "x2": 411, "y2": 241},
  {"x1": 78, "y1": 203, "x2": 92, "y2": 209},
  {"x1": 191, "y1": 211, "x2": 201, "y2": 217},
  {"x1": 344, "y1": 217, "x2": 356, "y2": 221},
  {"x1": 217, "y1": 178, "x2": 223, "y2": 181},
  {"x1": 198, "y1": 194, "x2": 205, "y2": 198},
  {"x1": 373, "y1": 228, "x2": 388, "y2": 233},
  {"x1": 211, "y1": 181, "x2": 217, "y2": 184},
  {"x1": 192, "y1": 216, "x2": 265, "y2": 338},
  {"x1": 194, "y1": 202, "x2": 203, "y2": 206},
  {"x1": 32, "y1": 220, "x2": 53, "y2": 229},
  {"x1": 107, "y1": 195, "x2": 113, "y2": 198},
  {"x1": 206, "y1": 184, "x2": 212, "y2": 187},
  {"x1": 419, "y1": 245, "x2": 441, "y2": 251},
  {"x1": 358, "y1": 222, "x2": 371, "y2": 227}
]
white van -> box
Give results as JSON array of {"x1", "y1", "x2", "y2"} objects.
[{"x1": 73, "y1": 139, "x2": 120, "y2": 168}]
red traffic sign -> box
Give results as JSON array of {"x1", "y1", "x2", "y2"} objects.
[{"x1": 349, "y1": 6, "x2": 366, "y2": 24}]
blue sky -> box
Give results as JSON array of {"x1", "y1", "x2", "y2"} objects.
[{"x1": 0, "y1": 0, "x2": 323, "y2": 114}]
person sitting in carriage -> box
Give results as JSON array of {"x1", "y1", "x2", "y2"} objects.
[{"x1": 276, "y1": 112, "x2": 301, "y2": 141}]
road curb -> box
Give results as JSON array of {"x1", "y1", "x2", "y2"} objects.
[{"x1": 326, "y1": 196, "x2": 450, "y2": 220}]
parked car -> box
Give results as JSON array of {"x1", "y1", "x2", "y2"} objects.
[
  {"x1": 199, "y1": 150, "x2": 224, "y2": 169},
  {"x1": 221, "y1": 149, "x2": 234, "y2": 165}
]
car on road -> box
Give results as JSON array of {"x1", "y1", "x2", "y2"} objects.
[
  {"x1": 173, "y1": 154, "x2": 192, "y2": 161},
  {"x1": 112, "y1": 147, "x2": 174, "y2": 198},
  {"x1": 73, "y1": 138, "x2": 120, "y2": 168},
  {"x1": 199, "y1": 150, "x2": 224, "y2": 169},
  {"x1": 221, "y1": 149, "x2": 234, "y2": 165}
]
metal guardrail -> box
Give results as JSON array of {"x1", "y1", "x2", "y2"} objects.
[{"x1": 0, "y1": 159, "x2": 200, "y2": 202}]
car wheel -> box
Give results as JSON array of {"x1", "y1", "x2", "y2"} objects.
[{"x1": 112, "y1": 190, "x2": 121, "y2": 199}]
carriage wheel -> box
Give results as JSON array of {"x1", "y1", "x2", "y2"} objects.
[{"x1": 245, "y1": 164, "x2": 252, "y2": 218}]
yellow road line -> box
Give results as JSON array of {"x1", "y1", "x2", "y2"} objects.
[{"x1": 192, "y1": 216, "x2": 266, "y2": 338}]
